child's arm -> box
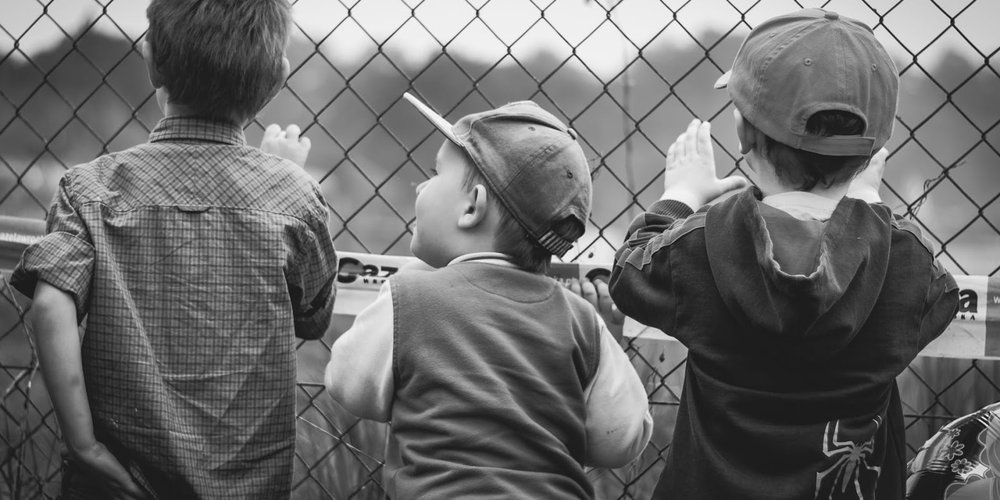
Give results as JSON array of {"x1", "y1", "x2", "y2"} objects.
[
  {"x1": 609, "y1": 119, "x2": 746, "y2": 331},
  {"x1": 581, "y1": 318, "x2": 653, "y2": 468},
  {"x1": 917, "y1": 259, "x2": 959, "y2": 348},
  {"x1": 286, "y1": 217, "x2": 337, "y2": 341},
  {"x1": 324, "y1": 282, "x2": 395, "y2": 422},
  {"x1": 846, "y1": 148, "x2": 959, "y2": 345},
  {"x1": 261, "y1": 123, "x2": 311, "y2": 167},
  {"x1": 31, "y1": 281, "x2": 147, "y2": 500},
  {"x1": 263, "y1": 122, "x2": 336, "y2": 339}
]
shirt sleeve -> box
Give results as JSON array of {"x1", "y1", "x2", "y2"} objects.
[
  {"x1": 324, "y1": 281, "x2": 394, "y2": 422},
  {"x1": 286, "y1": 211, "x2": 337, "y2": 340},
  {"x1": 890, "y1": 214, "x2": 960, "y2": 349},
  {"x1": 11, "y1": 178, "x2": 94, "y2": 321},
  {"x1": 608, "y1": 199, "x2": 695, "y2": 333},
  {"x1": 917, "y1": 248, "x2": 960, "y2": 350},
  {"x1": 582, "y1": 317, "x2": 653, "y2": 468}
]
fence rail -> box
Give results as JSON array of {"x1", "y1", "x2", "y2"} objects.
[{"x1": 2, "y1": 0, "x2": 999, "y2": 498}]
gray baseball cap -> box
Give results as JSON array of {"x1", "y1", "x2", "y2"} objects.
[
  {"x1": 715, "y1": 9, "x2": 898, "y2": 156},
  {"x1": 403, "y1": 92, "x2": 592, "y2": 257}
]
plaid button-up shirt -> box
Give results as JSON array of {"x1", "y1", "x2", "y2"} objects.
[{"x1": 12, "y1": 116, "x2": 337, "y2": 499}]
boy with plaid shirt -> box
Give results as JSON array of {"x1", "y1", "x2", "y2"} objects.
[{"x1": 12, "y1": 1, "x2": 336, "y2": 498}]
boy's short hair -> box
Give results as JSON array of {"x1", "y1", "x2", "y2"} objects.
[
  {"x1": 146, "y1": 0, "x2": 291, "y2": 123},
  {"x1": 757, "y1": 110, "x2": 871, "y2": 191},
  {"x1": 716, "y1": 9, "x2": 898, "y2": 186},
  {"x1": 458, "y1": 156, "x2": 584, "y2": 272},
  {"x1": 403, "y1": 93, "x2": 592, "y2": 270}
]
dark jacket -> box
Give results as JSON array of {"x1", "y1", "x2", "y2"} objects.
[{"x1": 610, "y1": 187, "x2": 958, "y2": 499}]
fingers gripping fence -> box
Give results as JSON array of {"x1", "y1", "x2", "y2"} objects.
[{"x1": 1, "y1": 0, "x2": 999, "y2": 498}]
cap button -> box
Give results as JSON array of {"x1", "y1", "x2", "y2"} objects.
[{"x1": 824, "y1": 11, "x2": 839, "y2": 20}]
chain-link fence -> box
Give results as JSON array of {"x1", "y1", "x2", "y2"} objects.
[{"x1": 2, "y1": 0, "x2": 999, "y2": 498}]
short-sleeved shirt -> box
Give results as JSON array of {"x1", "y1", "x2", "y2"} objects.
[{"x1": 12, "y1": 116, "x2": 337, "y2": 499}]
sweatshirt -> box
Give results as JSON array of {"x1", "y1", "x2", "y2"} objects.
[{"x1": 610, "y1": 187, "x2": 958, "y2": 499}]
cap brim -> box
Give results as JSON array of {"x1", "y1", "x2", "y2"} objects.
[
  {"x1": 402, "y1": 92, "x2": 459, "y2": 144},
  {"x1": 714, "y1": 70, "x2": 731, "y2": 89}
]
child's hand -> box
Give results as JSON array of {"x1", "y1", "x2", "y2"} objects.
[
  {"x1": 661, "y1": 119, "x2": 748, "y2": 209},
  {"x1": 70, "y1": 441, "x2": 148, "y2": 499},
  {"x1": 261, "y1": 124, "x2": 311, "y2": 167},
  {"x1": 564, "y1": 278, "x2": 625, "y2": 341},
  {"x1": 847, "y1": 147, "x2": 887, "y2": 204}
]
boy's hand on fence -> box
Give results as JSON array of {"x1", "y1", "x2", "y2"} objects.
[
  {"x1": 847, "y1": 147, "x2": 887, "y2": 204},
  {"x1": 564, "y1": 278, "x2": 625, "y2": 341},
  {"x1": 661, "y1": 119, "x2": 748, "y2": 210},
  {"x1": 71, "y1": 441, "x2": 149, "y2": 499},
  {"x1": 261, "y1": 124, "x2": 311, "y2": 167}
]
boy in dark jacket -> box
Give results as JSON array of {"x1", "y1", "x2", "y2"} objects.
[{"x1": 609, "y1": 9, "x2": 959, "y2": 499}]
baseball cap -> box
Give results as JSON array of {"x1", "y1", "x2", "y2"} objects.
[
  {"x1": 403, "y1": 92, "x2": 591, "y2": 257},
  {"x1": 715, "y1": 8, "x2": 898, "y2": 156}
]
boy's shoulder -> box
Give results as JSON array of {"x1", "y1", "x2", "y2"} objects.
[
  {"x1": 385, "y1": 266, "x2": 482, "y2": 325},
  {"x1": 389, "y1": 264, "x2": 599, "y2": 321},
  {"x1": 388, "y1": 264, "x2": 482, "y2": 295},
  {"x1": 232, "y1": 152, "x2": 330, "y2": 228},
  {"x1": 732, "y1": 190, "x2": 941, "y2": 265},
  {"x1": 55, "y1": 151, "x2": 129, "y2": 202},
  {"x1": 58, "y1": 143, "x2": 327, "y2": 225},
  {"x1": 887, "y1": 211, "x2": 937, "y2": 256}
]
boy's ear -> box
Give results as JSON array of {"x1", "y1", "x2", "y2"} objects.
[
  {"x1": 263, "y1": 56, "x2": 291, "y2": 105},
  {"x1": 140, "y1": 40, "x2": 163, "y2": 89},
  {"x1": 280, "y1": 56, "x2": 291, "y2": 82},
  {"x1": 733, "y1": 108, "x2": 755, "y2": 155},
  {"x1": 457, "y1": 184, "x2": 489, "y2": 230}
]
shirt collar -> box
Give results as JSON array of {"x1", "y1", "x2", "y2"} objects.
[
  {"x1": 148, "y1": 116, "x2": 246, "y2": 146},
  {"x1": 448, "y1": 252, "x2": 519, "y2": 268},
  {"x1": 762, "y1": 191, "x2": 840, "y2": 221}
]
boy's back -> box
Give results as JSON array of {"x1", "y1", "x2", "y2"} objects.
[
  {"x1": 387, "y1": 262, "x2": 599, "y2": 498},
  {"x1": 609, "y1": 9, "x2": 959, "y2": 499},
  {"x1": 612, "y1": 189, "x2": 956, "y2": 498},
  {"x1": 14, "y1": 116, "x2": 336, "y2": 498},
  {"x1": 325, "y1": 96, "x2": 652, "y2": 500}
]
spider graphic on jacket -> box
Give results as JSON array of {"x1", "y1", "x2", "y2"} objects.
[{"x1": 814, "y1": 416, "x2": 883, "y2": 499}]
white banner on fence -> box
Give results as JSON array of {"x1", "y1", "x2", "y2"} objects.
[
  {"x1": 332, "y1": 251, "x2": 1000, "y2": 360},
  {"x1": 920, "y1": 275, "x2": 1000, "y2": 359},
  {"x1": 3, "y1": 232, "x2": 997, "y2": 359}
]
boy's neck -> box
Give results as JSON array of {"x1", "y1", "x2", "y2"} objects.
[
  {"x1": 445, "y1": 237, "x2": 501, "y2": 263},
  {"x1": 159, "y1": 91, "x2": 244, "y2": 126},
  {"x1": 759, "y1": 183, "x2": 849, "y2": 201},
  {"x1": 163, "y1": 106, "x2": 244, "y2": 127},
  {"x1": 427, "y1": 227, "x2": 508, "y2": 269},
  {"x1": 750, "y1": 154, "x2": 849, "y2": 201}
]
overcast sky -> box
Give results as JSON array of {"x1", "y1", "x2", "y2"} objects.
[{"x1": 1, "y1": 0, "x2": 996, "y2": 79}]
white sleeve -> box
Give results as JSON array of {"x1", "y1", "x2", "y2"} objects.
[
  {"x1": 324, "y1": 281, "x2": 395, "y2": 422},
  {"x1": 582, "y1": 317, "x2": 653, "y2": 468}
]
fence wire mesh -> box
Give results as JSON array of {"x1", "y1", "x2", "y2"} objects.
[{"x1": 1, "y1": 0, "x2": 999, "y2": 498}]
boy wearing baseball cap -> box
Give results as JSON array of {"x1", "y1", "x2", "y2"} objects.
[
  {"x1": 324, "y1": 94, "x2": 652, "y2": 498},
  {"x1": 609, "y1": 9, "x2": 958, "y2": 499}
]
